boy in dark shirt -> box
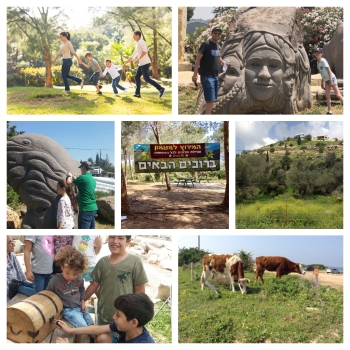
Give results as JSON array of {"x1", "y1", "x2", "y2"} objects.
[{"x1": 56, "y1": 293, "x2": 155, "y2": 343}]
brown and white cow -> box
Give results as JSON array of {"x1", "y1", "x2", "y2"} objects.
[
  {"x1": 255, "y1": 256, "x2": 305, "y2": 283},
  {"x1": 201, "y1": 254, "x2": 250, "y2": 294}
]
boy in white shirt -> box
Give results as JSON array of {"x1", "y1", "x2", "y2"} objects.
[
  {"x1": 101, "y1": 60, "x2": 128, "y2": 96},
  {"x1": 122, "y1": 31, "x2": 165, "y2": 99}
]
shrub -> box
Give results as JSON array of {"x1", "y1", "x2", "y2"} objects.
[{"x1": 178, "y1": 247, "x2": 211, "y2": 266}]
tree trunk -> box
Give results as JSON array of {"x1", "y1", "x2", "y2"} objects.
[
  {"x1": 221, "y1": 121, "x2": 229, "y2": 208},
  {"x1": 128, "y1": 155, "x2": 134, "y2": 180},
  {"x1": 150, "y1": 7, "x2": 160, "y2": 80},
  {"x1": 121, "y1": 168, "x2": 131, "y2": 214},
  {"x1": 44, "y1": 49, "x2": 53, "y2": 87},
  {"x1": 123, "y1": 148, "x2": 128, "y2": 179},
  {"x1": 151, "y1": 122, "x2": 171, "y2": 190}
]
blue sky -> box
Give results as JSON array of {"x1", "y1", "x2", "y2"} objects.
[
  {"x1": 236, "y1": 121, "x2": 343, "y2": 153},
  {"x1": 192, "y1": 7, "x2": 215, "y2": 20},
  {"x1": 178, "y1": 235, "x2": 343, "y2": 268},
  {"x1": 8, "y1": 121, "x2": 115, "y2": 165}
]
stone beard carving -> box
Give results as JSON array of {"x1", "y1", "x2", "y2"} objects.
[
  {"x1": 194, "y1": 7, "x2": 312, "y2": 114},
  {"x1": 7, "y1": 134, "x2": 80, "y2": 229}
]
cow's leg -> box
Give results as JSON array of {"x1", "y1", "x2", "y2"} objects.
[
  {"x1": 201, "y1": 268, "x2": 210, "y2": 291},
  {"x1": 230, "y1": 275, "x2": 236, "y2": 292}
]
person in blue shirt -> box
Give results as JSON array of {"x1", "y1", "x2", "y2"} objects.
[{"x1": 55, "y1": 293, "x2": 155, "y2": 343}]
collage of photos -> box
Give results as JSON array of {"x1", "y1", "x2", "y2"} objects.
[{"x1": 4, "y1": 4, "x2": 345, "y2": 348}]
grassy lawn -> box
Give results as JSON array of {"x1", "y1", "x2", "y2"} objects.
[
  {"x1": 236, "y1": 195, "x2": 343, "y2": 229},
  {"x1": 178, "y1": 87, "x2": 343, "y2": 115},
  {"x1": 147, "y1": 300, "x2": 172, "y2": 343},
  {"x1": 179, "y1": 267, "x2": 343, "y2": 343},
  {"x1": 7, "y1": 83, "x2": 172, "y2": 115}
]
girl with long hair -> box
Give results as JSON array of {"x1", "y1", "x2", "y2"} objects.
[{"x1": 56, "y1": 179, "x2": 77, "y2": 229}]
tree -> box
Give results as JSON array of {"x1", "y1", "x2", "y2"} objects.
[
  {"x1": 212, "y1": 7, "x2": 237, "y2": 18},
  {"x1": 235, "y1": 249, "x2": 254, "y2": 271},
  {"x1": 121, "y1": 167, "x2": 130, "y2": 214},
  {"x1": 297, "y1": 135, "x2": 301, "y2": 145},
  {"x1": 187, "y1": 7, "x2": 195, "y2": 21},
  {"x1": 7, "y1": 121, "x2": 24, "y2": 139},
  {"x1": 221, "y1": 121, "x2": 229, "y2": 208},
  {"x1": 7, "y1": 7, "x2": 65, "y2": 87},
  {"x1": 178, "y1": 247, "x2": 211, "y2": 266},
  {"x1": 266, "y1": 150, "x2": 269, "y2": 162},
  {"x1": 149, "y1": 122, "x2": 171, "y2": 191}
]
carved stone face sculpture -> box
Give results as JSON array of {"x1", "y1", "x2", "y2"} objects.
[
  {"x1": 193, "y1": 7, "x2": 312, "y2": 115},
  {"x1": 218, "y1": 55, "x2": 243, "y2": 97},
  {"x1": 245, "y1": 47, "x2": 283, "y2": 102}
]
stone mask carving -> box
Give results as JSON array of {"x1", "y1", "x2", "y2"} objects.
[{"x1": 194, "y1": 7, "x2": 312, "y2": 114}]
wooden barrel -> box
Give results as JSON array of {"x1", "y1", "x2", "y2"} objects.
[{"x1": 7, "y1": 290, "x2": 63, "y2": 343}]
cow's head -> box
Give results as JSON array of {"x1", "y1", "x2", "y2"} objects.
[
  {"x1": 298, "y1": 263, "x2": 306, "y2": 275},
  {"x1": 238, "y1": 278, "x2": 250, "y2": 294}
]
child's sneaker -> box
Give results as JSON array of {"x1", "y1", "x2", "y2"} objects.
[
  {"x1": 123, "y1": 88, "x2": 128, "y2": 94},
  {"x1": 99, "y1": 85, "x2": 103, "y2": 89},
  {"x1": 159, "y1": 87, "x2": 165, "y2": 98},
  {"x1": 97, "y1": 91, "x2": 102, "y2": 95},
  {"x1": 80, "y1": 81, "x2": 84, "y2": 89},
  {"x1": 115, "y1": 93, "x2": 119, "y2": 97},
  {"x1": 326, "y1": 111, "x2": 333, "y2": 115},
  {"x1": 133, "y1": 94, "x2": 141, "y2": 98}
]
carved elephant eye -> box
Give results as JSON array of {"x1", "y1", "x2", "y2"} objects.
[
  {"x1": 23, "y1": 140, "x2": 30, "y2": 145},
  {"x1": 35, "y1": 206, "x2": 48, "y2": 214}
]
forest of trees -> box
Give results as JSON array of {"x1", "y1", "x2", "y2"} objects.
[{"x1": 236, "y1": 143, "x2": 343, "y2": 202}]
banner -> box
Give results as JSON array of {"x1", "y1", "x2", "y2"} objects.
[{"x1": 134, "y1": 143, "x2": 220, "y2": 173}]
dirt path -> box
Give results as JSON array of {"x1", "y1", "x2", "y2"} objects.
[
  {"x1": 122, "y1": 182, "x2": 229, "y2": 229},
  {"x1": 301, "y1": 271, "x2": 343, "y2": 291}
]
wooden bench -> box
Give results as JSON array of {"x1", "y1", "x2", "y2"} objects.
[{"x1": 176, "y1": 178, "x2": 195, "y2": 187}]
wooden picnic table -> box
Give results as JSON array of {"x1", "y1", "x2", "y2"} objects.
[{"x1": 177, "y1": 178, "x2": 195, "y2": 187}]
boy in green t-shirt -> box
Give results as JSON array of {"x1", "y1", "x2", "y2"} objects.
[{"x1": 85, "y1": 236, "x2": 148, "y2": 325}]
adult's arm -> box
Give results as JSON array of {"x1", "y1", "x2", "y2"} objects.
[
  {"x1": 134, "y1": 284, "x2": 146, "y2": 293},
  {"x1": 94, "y1": 236, "x2": 103, "y2": 255},
  {"x1": 134, "y1": 51, "x2": 148, "y2": 65},
  {"x1": 85, "y1": 280, "x2": 100, "y2": 300},
  {"x1": 24, "y1": 240, "x2": 34, "y2": 282},
  {"x1": 192, "y1": 52, "x2": 203, "y2": 83}
]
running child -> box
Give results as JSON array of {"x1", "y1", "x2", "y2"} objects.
[
  {"x1": 80, "y1": 52, "x2": 103, "y2": 94},
  {"x1": 101, "y1": 59, "x2": 128, "y2": 96}
]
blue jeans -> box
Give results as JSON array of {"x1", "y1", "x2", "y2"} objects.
[
  {"x1": 62, "y1": 307, "x2": 94, "y2": 327},
  {"x1": 18, "y1": 281, "x2": 35, "y2": 297},
  {"x1": 61, "y1": 59, "x2": 82, "y2": 92},
  {"x1": 89, "y1": 72, "x2": 100, "y2": 86},
  {"x1": 112, "y1": 76, "x2": 125, "y2": 94},
  {"x1": 33, "y1": 273, "x2": 51, "y2": 293},
  {"x1": 201, "y1": 75, "x2": 218, "y2": 102},
  {"x1": 78, "y1": 210, "x2": 97, "y2": 229},
  {"x1": 135, "y1": 63, "x2": 162, "y2": 95}
]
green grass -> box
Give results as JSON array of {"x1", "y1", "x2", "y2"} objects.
[
  {"x1": 236, "y1": 196, "x2": 343, "y2": 229},
  {"x1": 7, "y1": 84, "x2": 172, "y2": 115},
  {"x1": 147, "y1": 301, "x2": 172, "y2": 343},
  {"x1": 178, "y1": 86, "x2": 198, "y2": 114},
  {"x1": 179, "y1": 267, "x2": 343, "y2": 343},
  {"x1": 178, "y1": 87, "x2": 343, "y2": 115}
]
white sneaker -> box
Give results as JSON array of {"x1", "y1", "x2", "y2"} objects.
[
  {"x1": 123, "y1": 88, "x2": 128, "y2": 94},
  {"x1": 64, "y1": 90, "x2": 71, "y2": 94},
  {"x1": 115, "y1": 93, "x2": 119, "y2": 97}
]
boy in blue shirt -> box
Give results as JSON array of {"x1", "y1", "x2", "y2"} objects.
[{"x1": 56, "y1": 293, "x2": 155, "y2": 343}]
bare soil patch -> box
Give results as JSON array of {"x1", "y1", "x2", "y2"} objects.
[
  {"x1": 122, "y1": 182, "x2": 229, "y2": 229},
  {"x1": 301, "y1": 271, "x2": 343, "y2": 291},
  {"x1": 263, "y1": 270, "x2": 343, "y2": 290}
]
